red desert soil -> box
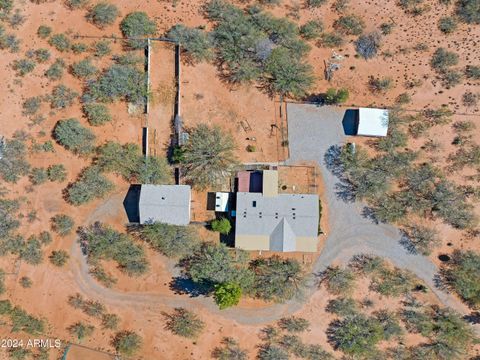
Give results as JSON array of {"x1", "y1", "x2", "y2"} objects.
[{"x1": 0, "y1": 0, "x2": 479, "y2": 358}]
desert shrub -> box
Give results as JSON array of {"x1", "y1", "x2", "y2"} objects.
[
  {"x1": 370, "y1": 266, "x2": 416, "y2": 297},
  {"x1": 20, "y1": 277, "x2": 32, "y2": 289},
  {"x1": 137, "y1": 222, "x2": 196, "y2": 259},
  {"x1": 12, "y1": 59, "x2": 35, "y2": 77},
  {"x1": 334, "y1": 15, "x2": 365, "y2": 35},
  {"x1": 0, "y1": 25, "x2": 20, "y2": 52},
  {"x1": 45, "y1": 58, "x2": 66, "y2": 80},
  {"x1": 49, "y1": 250, "x2": 69, "y2": 267},
  {"x1": 39, "y1": 232, "x2": 52, "y2": 245},
  {"x1": 462, "y1": 91, "x2": 478, "y2": 107},
  {"x1": 211, "y1": 218, "x2": 231, "y2": 234},
  {"x1": 249, "y1": 256, "x2": 305, "y2": 302},
  {"x1": 71, "y1": 42, "x2": 88, "y2": 53},
  {"x1": 373, "y1": 310, "x2": 403, "y2": 340},
  {"x1": 37, "y1": 25, "x2": 52, "y2": 38},
  {"x1": 441, "y1": 250, "x2": 480, "y2": 308},
  {"x1": 180, "y1": 124, "x2": 237, "y2": 189},
  {"x1": 368, "y1": 76, "x2": 393, "y2": 93},
  {"x1": 85, "y1": 64, "x2": 146, "y2": 103},
  {"x1": 264, "y1": 47, "x2": 314, "y2": 97},
  {"x1": 0, "y1": 0, "x2": 13, "y2": 14},
  {"x1": 327, "y1": 314, "x2": 384, "y2": 357},
  {"x1": 456, "y1": 0, "x2": 480, "y2": 24},
  {"x1": 47, "y1": 164, "x2": 67, "y2": 182},
  {"x1": 101, "y1": 313, "x2": 119, "y2": 330},
  {"x1": 257, "y1": 344, "x2": 288, "y2": 360},
  {"x1": 90, "y1": 266, "x2": 117, "y2": 287},
  {"x1": 51, "y1": 214, "x2": 75, "y2": 236},
  {"x1": 8, "y1": 10, "x2": 25, "y2": 29},
  {"x1": 396, "y1": 92, "x2": 411, "y2": 105},
  {"x1": 355, "y1": 32, "x2": 381, "y2": 59},
  {"x1": 49, "y1": 85, "x2": 78, "y2": 108},
  {"x1": 20, "y1": 239, "x2": 43, "y2": 265},
  {"x1": 83, "y1": 103, "x2": 111, "y2": 126},
  {"x1": 34, "y1": 48, "x2": 51, "y2": 62},
  {"x1": 164, "y1": 308, "x2": 205, "y2": 338},
  {"x1": 379, "y1": 22, "x2": 395, "y2": 35},
  {"x1": 22, "y1": 96, "x2": 42, "y2": 116},
  {"x1": 454, "y1": 120, "x2": 476, "y2": 133},
  {"x1": 67, "y1": 167, "x2": 113, "y2": 205},
  {"x1": 112, "y1": 331, "x2": 142, "y2": 356},
  {"x1": 321, "y1": 266, "x2": 356, "y2": 295},
  {"x1": 319, "y1": 32, "x2": 345, "y2": 47},
  {"x1": 10, "y1": 307, "x2": 45, "y2": 335},
  {"x1": 278, "y1": 316, "x2": 310, "y2": 333},
  {"x1": 80, "y1": 300, "x2": 105, "y2": 318},
  {"x1": 465, "y1": 65, "x2": 480, "y2": 79},
  {"x1": 212, "y1": 337, "x2": 248, "y2": 360},
  {"x1": 403, "y1": 225, "x2": 440, "y2": 255},
  {"x1": 67, "y1": 293, "x2": 84, "y2": 309},
  {"x1": 306, "y1": 0, "x2": 327, "y2": 6},
  {"x1": 71, "y1": 58, "x2": 97, "y2": 79},
  {"x1": 120, "y1": 11, "x2": 157, "y2": 49},
  {"x1": 68, "y1": 322, "x2": 94, "y2": 340},
  {"x1": 65, "y1": 0, "x2": 89, "y2": 9},
  {"x1": 431, "y1": 47, "x2": 458, "y2": 71},
  {"x1": 442, "y1": 69, "x2": 463, "y2": 87},
  {"x1": 48, "y1": 33, "x2": 71, "y2": 52},
  {"x1": 167, "y1": 24, "x2": 213, "y2": 62},
  {"x1": 326, "y1": 297, "x2": 358, "y2": 317},
  {"x1": 92, "y1": 40, "x2": 111, "y2": 57},
  {"x1": 324, "y1": 87, "x2": 349, "y2": 104},
  {"x1": 29, "y1": 167, "x2": 48, "y2": 185},
  {"x1": 299, "y1": 20, "x2": 323, "y2": 40},
  {"x1": 0, "y1": 299, "x2": 12, "y2": 314},
  {"x1": 214, "y1": 282, "x2": 242, "y2": 309},
  {"x1": 438, "y1": 16, "x2": 457, "y2": 34},
  {"x1": 113, "y1": 52, "x2": 144, "y2": 66},
  {"x1": 86, "y1": 2, "x2": 119, "y2": 28},
  {"x1": 0, "y1": 197, "x2": 21, "y2": 247},
  {"x1": 180, "y1": 242, "x2": 253, "y2": 290},
  {"x1": 79, "y1": 222, "x2": 148, "y2": 276},
  {"x1": 54, "y1": 118, "x2": 95, "y2": 154}
]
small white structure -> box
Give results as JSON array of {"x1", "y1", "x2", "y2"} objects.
[
  {"x1": 357, "y1": 108, "x2": 389, "y2": 137},
  {"x1": 215, "y1": 192, "x2": 230, "y2": 212},
  {"x1": 139, "y1": 185, "x2": 191, "y2": 225}
]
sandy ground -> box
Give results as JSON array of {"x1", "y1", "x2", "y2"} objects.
[{"x1": 0, "y1": 0, "x2": 479, "y2": 358}]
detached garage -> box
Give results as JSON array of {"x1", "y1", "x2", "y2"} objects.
[{"x1": 357, "y1": 108, "x2": 389, "y2": 137}]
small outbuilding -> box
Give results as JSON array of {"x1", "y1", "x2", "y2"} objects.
[
  {"x1": 357, "y1": 108, "x2": 389, "y2": 137},
  {"x1": 138, "y1": 184, "x2": 191, "y2": 225}
]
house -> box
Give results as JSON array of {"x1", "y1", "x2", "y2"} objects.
[
  {"x1": 138, "y1": 184, "x2": 191, "y2": 225},
  {"x1": 356, "y1": 108, "x2": 389, "y2": 137},
  {"x1": 235, "y1": 170, "x2": 319, "y2": 253}
]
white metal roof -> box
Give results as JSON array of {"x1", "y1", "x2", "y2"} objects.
[
  {"x1": 357, "y1": 108, "x2": 389, "y2": 137},
  {"x1": 139, "y1": 185, "x2": 191, "y2": 225}
]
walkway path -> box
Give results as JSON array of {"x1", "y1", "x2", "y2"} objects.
[{"x1": 68, "y1": 104, "x2": 474, "y2": 326}]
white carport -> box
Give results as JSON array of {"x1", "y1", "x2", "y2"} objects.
[{"x1": 357, "y1": 108, "x2": 389, "y2": 137}]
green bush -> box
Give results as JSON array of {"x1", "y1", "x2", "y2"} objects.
[
  {"x1": 442, "y1": 69, "x2": 463, "y2": 87},
  {"x1": 85, "y1": 64, "x2": 146, "y2": 103},
  {"x1": 278, "y1": 316, "x2": 310, "y2": 332},
  {"x1": 212, "y1": 338, "x2": 248, "y2": 360},
  {"x1": 51, "y1": 214, "x2": 75, "y2": 236},
  {"x1": 167, "y1": 25, "x2": 213, "y2": 62},
  {"x1": 86, "y1": 2, "x2": 119, "y2": 28},
  {"x1": 71, "y1": 58, "x2": 97, "y2": 78},
  {"x1": 113, "y1": 52, "x2": 144, "y2": 66},
  {"x1": 211, "y1": 218, "x2": 231, "y2": 234},
  {"x1": 34, "y1": 48, "x2": 51, "y2": 63},
  {"x1": 306, "y1": 0, "x2": 327, "y2": 7},
  {"x1": 120, "y1": 11, "x2": 157, "y2": 49},
  {"x1": 67, "y1": 167, "x2": 114, "y2": 206},
  {"x1": 334, "y1": 15, "x2": 365, "y2": 35},
  {"x1": 321, "y1": 266, "x2": 356, "y2": 295},
  {"x1": 83, "y1": 103, "x2": 111, "y2": 125},
  {"x1": 49, "y1": 250, "x2": 70, "y2": 266},
  {"x1": 325, "y1": 297, "x2": 358, "y2": 317},
  {"x1": 37, "y1": 25, "x2": 52, "y2": 39},
  {"x1": 438, "y1": 16, "x2": 457, "y2": 34},
  {"x1": 112, "y1": 331, "x2": 142, "y2": 356},
  {"x1": 92, "y1": 40, "x2": 111, "y2": 57},
  {"x1": 68, "y1": 322, "x2": 94, "y2": 340},
  {"x1": 465, "y1": 65, "x2": 480, "y2": 79},
  {"x1": 403, "y1": 225, "x2": 440, "y2": 255},
  {"x1": 462, "y1": 91, "x2": 478, "y2": 107},
  {"x1": 456, "y1": 0, "x2": 480, "y2": 24},
  {"x1": 79, "y1": 222, "x2": 148, "y2": 276},
  {"x1": 90, "y1": 266, "x2": 117, "y2": 287},
  {"x1": 324, "y1": 88, "x2": 349, "y2": 104},
  {"x1": 49, "y1": 85, "x2": 78, "y2": 108},
  {"x1": 180, "y1": 124, "x2": 237, "y2": 189},
  {"x1": 71, "y1": 42, "x2": 88, "y2": 53},
  {"x1": 12, "y1": 59, "x2": 36, "y2": 77},
  {"x1": 9, "y1": 10, "x2": 25, "y2": 29},
  {"x1": 164, "y1": 307, "x2": 205, "y2": 338},
  {"x1": 20, "y1": 238, "x2": 43, "y2": 265},
  {"x1": 0, "y1": 25, "x2": 20, "y2": 53},
  {"x1": 45, "y1": 59, "x2": 66, "y2": 80},
  {"x1": 214, "y1": 282, "x2": 242, "y2": 309},
  {"x1": 368, "y1": 76, "x2": 393, "y2": 93},
  {"x1": 319, "y1": 32, "x2": 344, "y2": 47},
  {"x1": 47, "y1": 164, "x2": 67, "y2": 182},
  {"x1": 48, "y1": 33, "x2": 71, "y2": 52},
  {"x1": 30, "y1": 167, "x2": 48, "y2": 185},
  {"x1": 65, "y1": 0, "x2": 89, "y2": 10},
  {"x1": 299, "y1": 20, "x2": 323, "y2": 40},
  {"x1": 19, "y1": 276, "x2": 32, "y2": 288},
  {"x1": 0, "y1": 138, "x2": 30, "y2": 183},
  {"x1": 379, "y1": 22, "x2": 395, "y2": 35},
  {"x1": 54, "y1": 118, "x2": 95, "y2": 154},
  {"x1": 137, "y1": 222, "x2": 196, "y2": 259},
  {"x1": 431, "y1": 48, "x2": 458, "y2": 71},
  {"x1": 22, "y1": 96, "x2": 42, "y2": 116},
  {"x1": 101, "y1": 313, "x2": 119, "y2": 330},
  {"x1": 257, "y1": 344, "x2": 288, "y2": 360},
  {"x1": 0, "y1": 0, "x2": 13, "y2": 14},
  {"x1": 10, "y1": 307, "x2": 45, "y2": 334}
]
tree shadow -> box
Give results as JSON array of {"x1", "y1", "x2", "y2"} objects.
[
  {"x1": 169, "y1": 276, "x2": 212, "y2": 298},
  {"x1": 463, "y1": 312, "x2": 480, "y2": 325},
  {"x1": 324, "y1": 145, "x2": 358, "y2": 203},
  {"x1": 398, "y1": 229, "x2": 419, "y2": 255},
  {"x1": 123, "y1": 184, "x2": 141, "y2": 223},
  {"x1": 361, "y1": 206, "x2": 380, "y2": 225}
]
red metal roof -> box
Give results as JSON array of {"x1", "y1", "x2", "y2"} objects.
[{"x1": 237, "y1": 171, "x2": 251, "y2": 192}]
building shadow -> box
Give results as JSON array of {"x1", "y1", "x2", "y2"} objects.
[
  {"x1": 123, "y1": 184, "x2": 141, "y2": 223},
  {"x1": 206, "y1": 192, "x2": 217, "y2": 211},
  {"x1": 342, "y1": 109, "x2": 358, "y2": 136}
]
